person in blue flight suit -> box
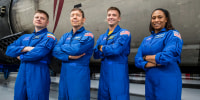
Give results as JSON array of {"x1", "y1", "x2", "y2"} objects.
[
  {"x1": 6, "y1": 10, "x2": 57, "y2": 100},
  {"x1": 93, "y1": 7, "x2": 131, "y2": 100},
  {"x1": 135, "y1": 8, "x2": 183, "y2": 100},
  {"x1": 52, "y1": 8, "x2": 94, "y2": 100}
]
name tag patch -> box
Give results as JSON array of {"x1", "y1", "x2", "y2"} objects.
[
  {"x1": 74, "y1": 37, "x2": 81, "y2": 40},
  {"x1": 155, "y1": 33, "x2": 165, "y2": 38}
]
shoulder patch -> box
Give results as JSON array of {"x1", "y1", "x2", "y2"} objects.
[
  {"x1": 173, "y1": 31, "x2": 182, "y2": 39},
  {"x1": 84, "y1": 33, "x2": 94, "y2": 38},
  {"x1": 120, "y1": 31, "x2": 130, "y2": 36},
  {"x1": 47, "y1": 34, "x2": 55, "y2": 40}
]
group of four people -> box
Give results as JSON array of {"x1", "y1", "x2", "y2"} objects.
[{"x1": 6, "y1": 6, "x2": 183, "y2": 100}]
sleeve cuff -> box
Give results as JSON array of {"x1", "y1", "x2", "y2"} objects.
[
  {"x1": 66, "y1": 55, "x2": 69, "y2": 61},
  {"x1": 141, "y1": 61, "x2": 148, "y2": 71},
  {"x1": 19, "y1": 46, "x2": 25, "y2": 52},
  {"x1": 155, "y1": 53, "x2": 160, "y2": 64},
  {"x1": 20, "y1": 54, "x2": 24, "y2": 61},
  {"x1": 97, "y1": 45, "x2": 101, "y2": 50},
  {"x1": 102, "y1": 45, "x2": 106, "y2": 55}
]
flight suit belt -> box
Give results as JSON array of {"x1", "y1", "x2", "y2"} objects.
[
  {"x1": 62, "y1": 62, "x2": 89, "y2": 66},
  {"x1": 40, "y1": 60, "x2": 48, "y2": 64},
  {"x1": 21, "y1": 60, "x2": 48, "y2": 64},
  {"x1": 101, "y1": 61, "x2": 127, "y2": 64}
]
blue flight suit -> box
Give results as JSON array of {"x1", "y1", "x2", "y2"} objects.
[
  {"x1": 135, "y1": 28, "x2": 183, "y2": 100},
  {"x1": 52, "y1": 27, "x2": 94, "y2": 100},
  {"x1": 93, "y1": 25, "x2": 131, "y2": 100},
  {"x1": 6, "y1": 28, "x2": 57, "y2": 100}
]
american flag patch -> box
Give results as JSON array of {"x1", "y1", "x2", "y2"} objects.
[
  {"x1": 173, "y1": 31, "x2": 181, "y2": 39},
  {"x1": 120, "y1": 31, "x2": 130, "y2": 36},
  {"x1": 47, "y1": 34, "x2": 55, "y2": 40},
  {"x1": 85, "y1": 33, "x2": 93, "y2": 38}
]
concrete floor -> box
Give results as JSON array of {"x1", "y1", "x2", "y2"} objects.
[
  {"x1": 0, "y1": 72, "x2": 200, "y2": 100},
  {"x1": 0, "y1": 73, "x2": 145, "y2": 100}
]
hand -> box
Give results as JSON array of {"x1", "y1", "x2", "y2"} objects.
[
  {"x1": 21, "y1": 47, "x2": 34, "y2": 52},
  {"x1": 143, "y1": 55, "x2": 146, "y2": 61},
  {"x1": 17, "y1": 56, "x2": 20, "y2": 60},
  {"x1": 145, "y1": 62, "x2": 161, "y2": 68},
  {"x1": 145, "y1": 62, "x2": 156, "y2": 68},
  {"x1": 69, "y1": 53, "x2": 86, "y2": 59},
  {"x1": 156, "y1": 64, "x2": 161, "y2": 66},
  {"x1": 143, "y1": 55, "x2": 156, "y2": 64},
  {"x1": 99, "y1": 45, "x2": 103, "y2": 52}
]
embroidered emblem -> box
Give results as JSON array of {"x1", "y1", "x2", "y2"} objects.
[
  {"x1": 84, "y1": 33, "x2": 93, "y2": 38},
  {"x1": 103, "y1": 37, "x2": 107, "y2": 40},
  {"x1": 23, "y1": 37, "x2": 30, "y2": 41},
  {"x1": 47, "y1": 34, "x2": 55, "y2": 40},
  {"x1": 146, "y1": 37, "x2": 152, "y2": 41},
  {"x1": 33, "y1": 35, "x2": 41, "y2": 39},
  {"x1": 120, "y1": 31, "x2": 130, "y2": 36},
  {"x1": 66, "y1": 37, "x2": 71, "y2": 40},
  {"x1": 174, "y1": 31, "x2": 182, "y2": 39},
  {"x1": 108, "y1": 36, "x2": 115, "y2": 39}
]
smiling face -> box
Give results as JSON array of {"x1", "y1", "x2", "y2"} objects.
[
  {"x1": 33, "y1": 13, "x2": 49, "y2": 30},
  {"x1": 151, "y1": 10, "x2": 167, "y2": 33},
  {"x1": 107, "y1": 10, "x2": 121, "y2": 27},
  {"x1": 70, "y1": 10, "x2": 85, "y2": 28}
]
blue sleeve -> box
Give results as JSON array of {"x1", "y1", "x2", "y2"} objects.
[
  {"x1": 60, "y1": 33, "x2": 94, "y2": 56},
  {"x1": 135, "y1": 39, "x2": 148, "y2": 70},
  {"x1": 6, "y1": 35, "x2": 26, "y2": 57},
  {"x1": 20, "y1": 36, "x2": 57, "y2": 62},
  {"x1": 102, "y1": 31, "x2": 131, "y2": 56},
  {"x1": 155, "y1": 30, "x2": 183, "y2": 65},
  {"x1": 52, "y1": 35, "x2": 69, "y2": 61},
  {"x1": 93, "y1": 35, "x2": 104, "y2": 59}
]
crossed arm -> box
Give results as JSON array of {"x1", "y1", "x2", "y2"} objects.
[
  {"x1": 143, "y1": 55, "x2": 161, "y2": 68},
  {"x1": 17, "y1": 46, "x2": 34, "y2": 60}
]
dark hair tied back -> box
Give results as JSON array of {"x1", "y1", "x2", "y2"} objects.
[{"x1": 149, "y1": 8, "x2": 175, "y2": 33}]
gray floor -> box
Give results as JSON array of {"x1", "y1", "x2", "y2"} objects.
[
  {"x1": 0, "y1": 73, "x2": 145, "y2": 100},
  {"x1": 1, "y1": 72, "x2": 200, "y2": 100}
]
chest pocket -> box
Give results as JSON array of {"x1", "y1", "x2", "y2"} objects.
[
  {"x1": 29, "y1": 34, "x2": 46, "y2": 47},
  {"x1": 71, "y1": 36, "x2": 82, "y2": 44},
  {"x1": 65, "y1": 33, "x2": 85, "y2": 44},
  {"x1": 64, "y1": 36, "x2": 72, "y2": 44},
  {"x1": 22, "y1": 36, "x2": 31, "y2": 46},
  {"x1": 143, "y1": 40, "x2": 150, "y2": 47},
  {"x1": 151, "y1": 35, "x2": 166, "y2": 54},
  {"x1": 99, "y1": 36, "x2": 107, "y2": 45}
]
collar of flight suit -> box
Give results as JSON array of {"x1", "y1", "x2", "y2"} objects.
[
  {"x1": 33, "y1": 28, "x2": 48, "y2": 35},
  {"x1": 70, "y1": 26, "x2": 85, "y2": 35},
  {"x1": 105, "y1": 25, "x2": 121, "y2": 36},
  {"x1": 151, "y1": 28, "x2": 166, "y2": 35}
]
